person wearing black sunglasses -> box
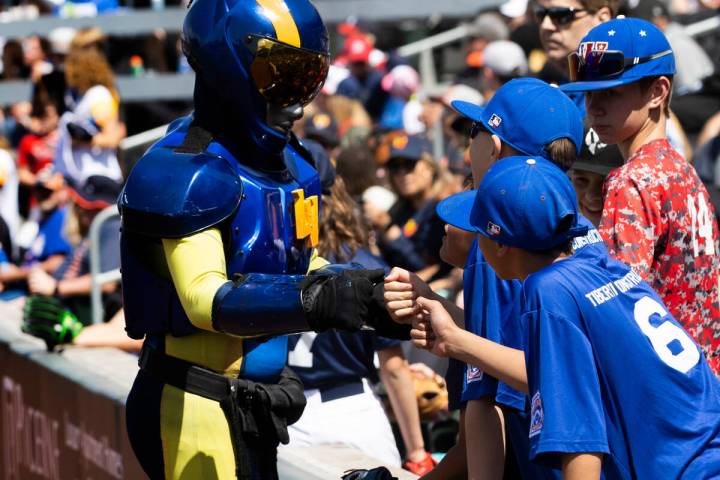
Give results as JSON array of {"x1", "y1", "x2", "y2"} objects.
[{"x1": 535, "y1": 0, "x2": 616, "y2": 81}]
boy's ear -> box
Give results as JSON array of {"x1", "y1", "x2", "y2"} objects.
[
  {"x1": 647, "y1": 76, "x2": 671, "y2": 111},
  {"x1": 491, "y1": 134, "x2": 503, "y2": 160}
]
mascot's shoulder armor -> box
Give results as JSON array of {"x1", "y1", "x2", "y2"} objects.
[{"x1": 119, "y1": 127, "x2": 243, "y2": 238}]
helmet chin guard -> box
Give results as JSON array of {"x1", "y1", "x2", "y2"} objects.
[{"x1": 182, "y1": 0, "x2": 329, "y2": 155}]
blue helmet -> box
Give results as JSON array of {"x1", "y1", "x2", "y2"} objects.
[{"x1": 183, "y1": 0, "x2": 330, "y2": 155}]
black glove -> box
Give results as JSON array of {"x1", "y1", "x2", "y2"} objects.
[
  {"x1": 301, "y1": 268, "x2": 384, "y2": 332},
  {"x1": 66, "y1": 122, "x2": 94, "y2": 142},
  {"x1": 22, "y1": 295, "x2": 83, "y2": 351},
  {"x1": 365, "y1": 282, "x2": 411, "y2": 340},
  {"x1": 342, "y1": 467, "x2": 398, "y2": 480}
]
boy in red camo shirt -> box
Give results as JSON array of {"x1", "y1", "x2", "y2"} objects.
[{"x1": 563, "y1": 17, "x2": 720, "y2": 374}]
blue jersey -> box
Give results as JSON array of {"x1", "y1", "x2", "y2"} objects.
[
  {"x1": 23, "y1": 207, "x2": 72, "y2": 265},
  {"x1": 462, "y1": 216, "x2": 605, "y2": 407},
  {"x1": 523, "y1": 250, "x2": 720, "y2": 479},
  {"x1": 462, "y1": 216, "x2": 606, "y2": 479},
  {"x1": 287, "y1": 247, "x2": 401, "y2": 390}
]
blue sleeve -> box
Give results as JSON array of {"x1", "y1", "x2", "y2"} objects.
[
  {"x1": 40, "y1": 209, "x2": 72, "y2": 258},
  {"x1": 525, "y1": 309, "x2": 609, "y2": 466},
  {"x1": 373, "y1": 335, "x2": 402, "y2": 351},
  {"x1": 379, "y1": 235, "x2": 429, "y2": 271}
]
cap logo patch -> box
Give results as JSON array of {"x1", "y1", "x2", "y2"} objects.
[
  {"x1": 579, "y1": 41, "x2": 608, "y2": 61},
  {"x1": 488, "y1": 114, "x2": 502, "y2": 129},
  {"x1": 392, "y1": 134, "x2": 409, "y2": 150},
  {"x1": 487, "y1": 221, "x2": 501, "y2": 236},
  {"x1": 313, "y1": 113, "x2": 331, "y2": 129}
]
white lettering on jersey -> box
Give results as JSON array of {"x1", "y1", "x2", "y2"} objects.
[
  {"x1": 572, "y1": 228, "x2": 603, "y2": 251},
  {"x1": 584, "y1": 269, "x2": 643, "y2": 307},
  {"x1": 687, "y1": 193, "x2": 716, "y2": 257},
  {"x1": 288, "y1": 332, "x2": 318, "y2": 368}
]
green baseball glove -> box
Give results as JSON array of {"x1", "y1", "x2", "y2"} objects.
[{"x1": 22, "y1": 295, "x2": 83, "y2": 351}]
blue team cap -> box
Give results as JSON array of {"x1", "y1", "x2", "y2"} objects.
[
  {"x1": 561, "y1": 17, "x2": 675, "y2": 93},
  {"x1": 451, "y1": 78, "x2": 583, "y2": 160},
  {"x1": 437, "y1": 156, "x2": 588, "y2": 251}
]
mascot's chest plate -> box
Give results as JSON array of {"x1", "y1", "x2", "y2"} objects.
[{"x1": 225, "y1": 153, "x2": 320, "y2": 276}]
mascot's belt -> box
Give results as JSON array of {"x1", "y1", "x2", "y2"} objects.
[{"x1": 138, "y1": 345, "x2": 306, "y2": 479}]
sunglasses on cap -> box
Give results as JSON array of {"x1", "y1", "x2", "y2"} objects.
[
  {"x1": 568, "y1": 49, "x2": 673, "y2": 82},
  {"x1": 247, "y1": 35, "x2": 329, "y2": 108},
  {"x1": 533, "y1": 5, "x2": 589, "y2": 26}
]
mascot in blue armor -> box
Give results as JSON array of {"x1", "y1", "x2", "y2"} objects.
[{"x1": 120, "y1": 0, "x2": 397, "y2": 478}]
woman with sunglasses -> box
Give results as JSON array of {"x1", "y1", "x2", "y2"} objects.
[{"x1": 367, "y1": 132, "x2": 451, "y2": 284}]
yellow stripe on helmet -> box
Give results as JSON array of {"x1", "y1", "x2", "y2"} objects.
[{"x1": 255, "y1": 0, "x2": 301, "y2": 48}]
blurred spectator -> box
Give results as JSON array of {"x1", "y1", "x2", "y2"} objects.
[
  {"x1": 23, "y1": 306, "x2": 141, "y2": 352},
  {"x1": 0, "y1": 172, "x2": 71, "y2": 300},
  {"x1": 2, "y1": 39, "x2": 27, "y2": 80},
  {"x1": 27, "y1": 174, "x2": 121, "y2": 325},
  {"x1": 455, "y1": 13, "x2": 510, "y2": 89},
  {"x1": 23, "y1": 35, "x2": 53, "y2": 83},
  {"x1": 480, "y1": 40, "x2": 529, "y2": 100},
  {"x1": 0, "y1": 147, "x2": 19, "y2": 258},
  {"x1": 55, "y1": 48, "x2": 125, "y2": 185},
  {"x1": 336, "y1": 145, "x2": 379, "y2": 200},
  {"x1": 302, "y1": 111, "x2": 341, "y2": 160},
  {"x1": 324, "y1": 95, "x2": 373, "y2": 146},
  {"x1": 368, "y1": 133, "x2": 450, "y2": 281},
  {"x1": 69, "y1": 27, "x2": 107, "y2": 54},
  {"x1": 32, "y1": 27, "x2": 78, "y2": 117},
  {"x1": 335, "y1": 36, "x2": 386, "y2": 118},
  {"x1": 378, "y1": 65, "x2": 422, "y2": 133},
  {"x1": 17, "y1": 96, "x2": 60, "y2": 216}
]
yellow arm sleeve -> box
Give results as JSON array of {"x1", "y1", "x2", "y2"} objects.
[
  {"x1": 308, "y1": 249, "x2": 329, "y2": 272},
  {"x1": 162, "y1": 228, "x2": 228, "y2": 332}
]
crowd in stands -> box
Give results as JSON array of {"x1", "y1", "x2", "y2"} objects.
[{"x1": 0, "y1": 0, "x2": 719, "y2": 475}]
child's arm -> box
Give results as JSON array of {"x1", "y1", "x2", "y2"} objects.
[
  {"x1": 465, "y1": 398, "x2": 505, "y2": 480},
  {"x1": 385, "y1": 267, "x2": 464, "y2": 326},
  {"x1": 412, "y1": 297, "x2": 527, "y2": 393},
  {"x1": 562, "y1": 453, "x2": 602, "y2": 480}
]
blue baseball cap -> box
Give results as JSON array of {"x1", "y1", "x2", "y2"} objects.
[
  {"x1": 451, "y1": 78, "x2": 583, "y2": 159},
  {"x1": 437, "y1": 156, "x2": 588, "y2": 251},
  {"x1": 384, "y1": 133, "x2": 432, "y2": 163},
  {"x1": 561, "y1": 17, "x2": 675, "y2": 93}
]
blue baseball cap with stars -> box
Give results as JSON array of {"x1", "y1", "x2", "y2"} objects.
[
  {"x1": 437, "y1": 156, "x2": 588, "y2": 251},
  {"x1": 561, "y1": 17, "x2": 675, "y2": 92},
  {"x1": 452, "y1": 77, "x2": 583, "y2": 160}
]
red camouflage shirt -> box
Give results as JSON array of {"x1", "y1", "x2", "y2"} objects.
[{"x1": 599, "y1": 139, "x2": 720, "y2": 375}]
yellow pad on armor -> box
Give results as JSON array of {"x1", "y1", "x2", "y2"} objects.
[
  {"x1": 293, "y1": 189, "x2": 319, "y2": 247},
  {"x1": 160, "y1": 384, "x2": 236, "y2": 479}
]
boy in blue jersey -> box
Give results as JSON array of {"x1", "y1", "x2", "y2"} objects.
[
  {"x1": 416, "y1": 155, "x2": 720, "y2": 479},
  {"x1": 386, "y1": 77, "x2": 598, "y2": 479}
]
